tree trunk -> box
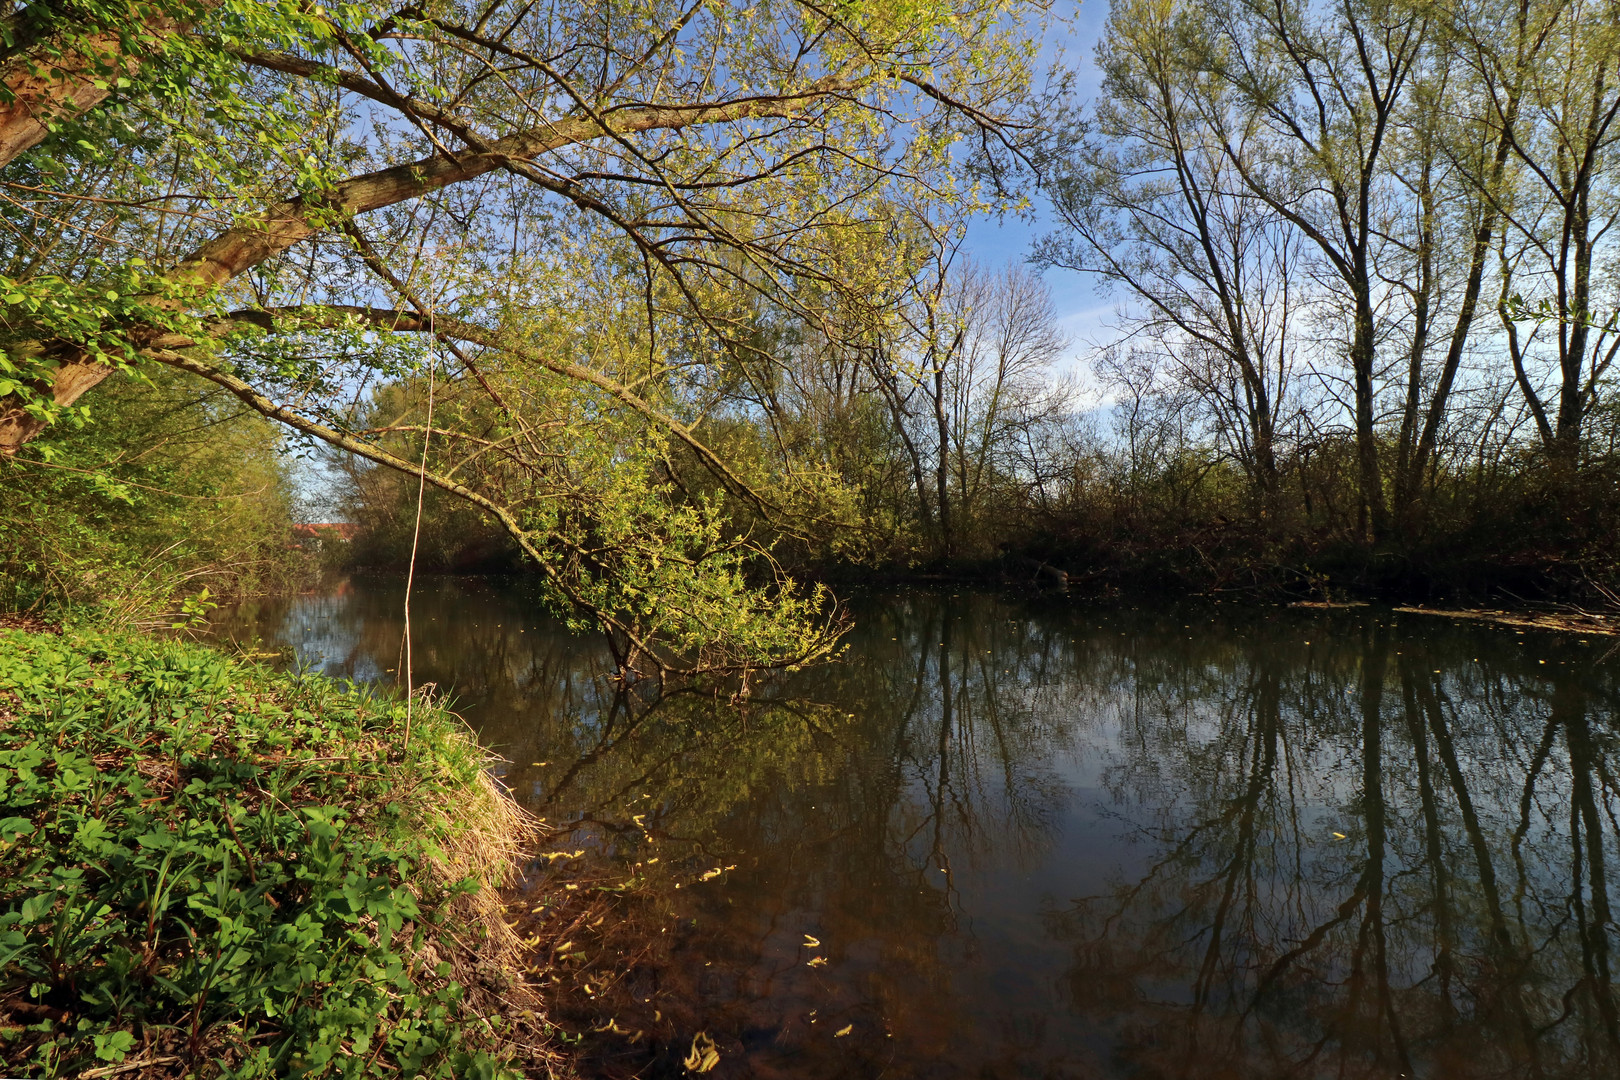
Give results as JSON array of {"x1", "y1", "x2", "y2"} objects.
[
  {"x1": 0, "y1": 3, "x2": 217, "y2": 169},
  {"x1": 0, "y1": 77, "x2": 858, "y2": 454},
  {"x1": 1351, "y1": 293, "x2": 1388, "y2": 542},
  {"x1": 933, "y1": 359, "x2": 953, "y2": 560}
]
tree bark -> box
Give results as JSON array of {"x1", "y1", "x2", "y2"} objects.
[
  {"x1": 933, "y1": 355, "x2": 953, "y2": 560},
  {"x1": 0, "y1": 2, "x2": 216, "y2": 168},
  {"x1": 1351, "y1": 290, "x2": 1389, "y2": 542},
  {"x1": 0, "y1": 77, "x2": 857, "y2": 454}
]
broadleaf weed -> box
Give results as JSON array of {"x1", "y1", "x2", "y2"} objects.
[{"x1": 0, "y1": 629, "x2": 529, "y2": 1077}]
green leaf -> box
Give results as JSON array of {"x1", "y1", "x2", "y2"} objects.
[{"x1": 93, "y1": 1030, "x2": 135, "y2": 1062}]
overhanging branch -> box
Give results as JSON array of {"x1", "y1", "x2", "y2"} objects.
[{"x1": 234, "y1": 304, "x2": 776, "y2": 516}]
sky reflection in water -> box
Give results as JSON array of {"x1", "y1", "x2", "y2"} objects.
[{"x1": 214, "y1": 578, "x2": 1620, "y2": 1079}]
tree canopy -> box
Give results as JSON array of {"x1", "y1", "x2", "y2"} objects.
[
  {"x1": 5, "y1": 0, "x2": 1619, "y2": 634},
  {"x1": 0, "y1": 0, "x2": 1047, "y2": 675}
]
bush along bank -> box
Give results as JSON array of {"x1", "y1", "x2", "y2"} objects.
[{"x1": 0, "y1": 629, "x2": 552, "y2": 1078}]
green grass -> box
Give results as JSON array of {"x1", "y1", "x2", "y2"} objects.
[{"x1": 0, "y1": 629, "x2": 542, "y2": 1078}]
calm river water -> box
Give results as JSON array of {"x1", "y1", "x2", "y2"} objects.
[{"x1": 214, "y1": 577, "x2": 1620, "y2": 1079}]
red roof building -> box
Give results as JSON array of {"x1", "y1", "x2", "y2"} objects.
[{"x1": 291, "y1": 523, "x2": 359, "y2": 542}]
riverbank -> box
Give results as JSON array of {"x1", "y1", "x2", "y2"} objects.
[
  {"x1": 0, "y1": 628, "x2": 557, "y2": 1078},
  {"x1": 333, "y1": 530, "x2": 1620, "y2": 617}
]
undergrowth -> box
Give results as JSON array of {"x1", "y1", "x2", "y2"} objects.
[{"x1": 0, "y1": 629, "x2": 551, "y2": 1078}]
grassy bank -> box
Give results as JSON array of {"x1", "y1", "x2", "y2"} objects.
[{"x1": 0, "y1": 628, "x2": 551, "y2": 1078}]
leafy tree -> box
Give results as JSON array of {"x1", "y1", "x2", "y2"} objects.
[
  {"x1": 0, "y1": 0, "x2": 1046, "y2": 673},
  {"x1": 0, "y1": 364, "x2": 295, "y2": 621},
  {"x1": 1459, "y1": 0, "x2": 1620, "y2": 464}
]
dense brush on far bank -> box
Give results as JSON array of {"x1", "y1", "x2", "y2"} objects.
[
  {"x1": 327, "y1": 423, "x2": 1620, "y2": 610},
  {"x1": 0, "y1": 629, "x2": 552, "y2": 1079},
  {"x1": 0, "y1": 367, "x2": 309, "y2": 627}
]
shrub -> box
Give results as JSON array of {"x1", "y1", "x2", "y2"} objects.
[{"x1": 0, "y1": 367, "x2": 302, "y2": 625}]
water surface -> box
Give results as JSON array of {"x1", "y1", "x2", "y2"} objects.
[{"x1": 214, "y1": 578, "x2": 1620, "y2": 1079}]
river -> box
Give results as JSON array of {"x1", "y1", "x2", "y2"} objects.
[{"x1": 212, "y1": 576, "x2": 1620, "y2": 1079}]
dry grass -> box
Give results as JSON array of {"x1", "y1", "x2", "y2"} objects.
[
  {"x1": 1392, "y1": 606, "x2": 1620, "y2": 636},
  {"x1": 427, "y1": 758, "x2": 547, "y2": 966}
]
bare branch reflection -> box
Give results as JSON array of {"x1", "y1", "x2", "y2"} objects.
[{"x1": 216, "y1": 584, "x2": 1620, "y2": 1078}]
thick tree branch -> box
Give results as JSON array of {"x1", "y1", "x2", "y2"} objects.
[
  {"x1": 171, "y1": 76, "x2": 859, "y2": 289},
  {"x1": 0, "y1": 2, "x2": 220, "y2": 167},
  {"x1": 0, "y1": 76, "x2": 858, "y2": 453}
]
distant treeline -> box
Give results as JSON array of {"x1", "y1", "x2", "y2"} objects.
[
  {"x1": 341, "y1": 0, "x2": 1620, "y2": 604},
  {"x1": 2, "y1": 0, "x2": 1616, "y2": 629}
]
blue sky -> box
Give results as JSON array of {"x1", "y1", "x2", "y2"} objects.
[{"x1": 961, "y1": 0, "x2": 1111, "y2": 385}]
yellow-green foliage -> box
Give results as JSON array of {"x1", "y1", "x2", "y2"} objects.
[{"x1": 0, "y1": 367, "x2": 297, "y2": 622}]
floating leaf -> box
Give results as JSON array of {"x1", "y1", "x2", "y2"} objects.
[{"x1": 683, "y1": 1031, "x2": 720, "y2": 1073}]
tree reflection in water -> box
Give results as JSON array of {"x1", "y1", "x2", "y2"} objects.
[
  {"x1": 215, "y1": 581, "x2": 1620, "y2": 1078},
  {"x1": 1054, "y1": 619, "x2": 1619, "y2": 1079}
]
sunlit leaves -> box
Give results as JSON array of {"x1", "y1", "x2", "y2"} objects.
[{"x1": 2, "y1": 0, "x2": 1045, "y2": 673}]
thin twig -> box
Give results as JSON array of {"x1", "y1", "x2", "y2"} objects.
[
  {"x1": 80, "y1": 1054, "x2": 185, "y2": 1079},
  {"x1": 403, "y1": 313, "x2": 437, "y2": 752}
]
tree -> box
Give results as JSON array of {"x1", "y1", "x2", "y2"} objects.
[
  {"x1": 0, "y1": 363, "x2": 295, "y2": 621},
  {"x1": 1463, "y1": 0, "x2": 1620, "y2": 465},
  {"x1": 937, "y1": 261, "x2": 1070, "y2": 547},
  {"x1": 859, "y1": 225, "x2": 1069, "y2": 560},
  {"x1": 1042, "y1": 0, "x2": 1577, "y2": 546},
  {"x1": 1039, "y1": 0, "x2": 1302, "y2": 509},
  {"x1": 0, "y1": 0, "x2": 1046, "y2": 673},
  {"x1": 1207, "y1": 0, "x2": 1430, "y2": 541}
]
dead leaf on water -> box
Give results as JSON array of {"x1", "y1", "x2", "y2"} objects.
[
  {"x1": 684, "y1": 1031, "x2": 720, "y2": 1073},
  {"x1": 540, "y1": 849, "x2": 586, "y2": 863},
  {"x1": 835, "y1": 1024, "x2": 853, "y2": 1037}
]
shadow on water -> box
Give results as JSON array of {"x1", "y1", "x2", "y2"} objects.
[{"x1": 213, "y1": 578, "x2": 1620, "y2": 1079}]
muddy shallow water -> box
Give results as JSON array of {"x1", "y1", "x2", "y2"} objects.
[{"x1": 214, "y1": 577, "x2": 1620, "y2": 1079}]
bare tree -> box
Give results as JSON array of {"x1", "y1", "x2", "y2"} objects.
[
  {"x1": 870, "y1": 239, "x2": 1070, "y2": 558},
  {"x1": 1466, "y1": 0, "x2": 1620, "y2": 464},
  {"x1": 1040, "y1": 0, "x2": 1301, "y2": 508}
]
